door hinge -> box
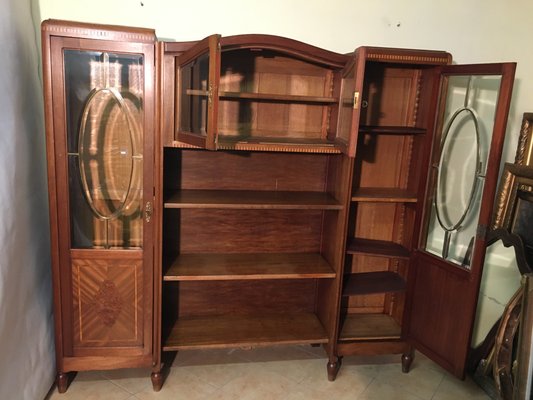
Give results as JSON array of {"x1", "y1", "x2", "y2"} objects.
[
  {"x1": 145, "y1": 201, "x2": 153, "y2": 223},
  {"x1": 207, "y1": 83, "x2": 215, "y2": 107}
]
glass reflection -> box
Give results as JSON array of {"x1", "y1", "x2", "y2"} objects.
[{"x1": 179, "y1": 53, "x2": 209, "y2": 135}]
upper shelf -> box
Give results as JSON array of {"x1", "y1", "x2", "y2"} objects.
[
  {"x1": 164, "y1": 189, "x2": 344, "y2": 210},
  {"x1": 186, "y1": 89, "x2": 338, "y2": 104},
  {"x1": 359, "y1": 126, "x2": 426, "y2": 135}
]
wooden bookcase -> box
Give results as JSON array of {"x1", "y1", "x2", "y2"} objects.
[
  {"x1": 41, "y1": 20, "x2": 516, "y2": 393},
  {"x1": 159, "y1": 149, "x2": 350, "y2": 355},
  {"x1": 336, "y1": 50, "x2": 448, "y2": 372}
]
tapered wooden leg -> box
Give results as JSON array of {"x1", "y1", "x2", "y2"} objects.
[
  {"x1": 56, "y1": 372, "x2": 69, "y2": 393},
  {"x1": 401, "y1": 348, "x2": 415, "y2": 373},
  {"x1": 151, "y1": 371, "x2": 163, "y2": 392},
  {"x1": 327, "y1": 357, "x2": 342, "y2": 381}
]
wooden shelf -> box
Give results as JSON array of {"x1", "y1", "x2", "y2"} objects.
[
  {"x1": 339, "y1": 314, "x2": 401, "y2": 341},
  {"x1": 343, "y1": 271, "x2": 406, "y2": 296},
  {"x1": 359, "y1": 125, "x2": 426, "y2": 135},
  {"x1": 217, "y1": 136, "x2": 342, "y2": 154},
  {"x1": 186, "y1": 88, "x2": 337, "y2": 104},
  {"x1": 352, "y1": 188, "x2": 418, "y2": 203},
  {"x1": 164, "y1": 190, "x2": 344, "y2": 210},
  {"x1": 164, "y1": 253, "x2": 336, "y2": 281},
  {"x1": 347, "y1": 238, "x2": 410, "y2": 259},
  {"x1": 163, "y1": 313, "x2": 328, "y2": 351}
]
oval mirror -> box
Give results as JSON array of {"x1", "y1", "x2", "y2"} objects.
[{"x1": 78, "y1": 88, "x2": 134, "y2": 220}]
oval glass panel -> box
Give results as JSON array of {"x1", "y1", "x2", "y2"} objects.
[
  {"x1": 435, "y1": 108, "x2": 479, "y2": 230},
  {"x1": 78, "y1": 88, "x2": 134, "y2": 220}
]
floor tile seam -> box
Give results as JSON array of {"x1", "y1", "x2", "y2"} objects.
[
  {"x1": 355, "y1": 375, "x2": 376, "y2": 399},
  {"x1": 103, "y1": 374, "x2": 141, "y2": 396},
  {"x1": 429, "y1": 372, "x2": 447, "y2": 400},
  {"x1": 363, "y1": 370, "x2": 437, "y2": 400},
  {"x1": 175, "y1": 366, "x2": 233, "y2": 392}
]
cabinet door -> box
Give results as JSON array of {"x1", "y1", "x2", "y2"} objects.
[
  {"x1": 176, "y1": 34, "x2": 221, "y2": 150},
  {"x1": 335, "y1": 48, "x2": 366, "y2": 157},
  {"x1": 48, "y1": 35, "x2": 155, "y2": 359},
  {"x1": 405, "y1": 63, "x2": 516, "y2": 377}
]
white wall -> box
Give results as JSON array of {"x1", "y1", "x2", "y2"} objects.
[{"x1": 0, "y1": 0, "x2": 55, "y2": 399}]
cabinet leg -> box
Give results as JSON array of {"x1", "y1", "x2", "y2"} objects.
[
  {"x1": 151, "y1": 371, "x2": 163, "y2": 392},
  {"x1": 56, "y1": 372, "x2": 70, "y2": 393},
  {"x1": 401, "y1": 348, "x2": 415, "y2": 373},
  {"x1": 327, "y1": 357, "x2": 342, "y2": 381}
]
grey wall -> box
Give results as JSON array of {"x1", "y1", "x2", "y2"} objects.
[{"x1": 0, "y1": 0, "x2": 55, "y2": 398}]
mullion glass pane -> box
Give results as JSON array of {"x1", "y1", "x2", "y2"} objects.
[
  {"x1": 179, "y1": 53, "x2": 209, "y2": 135},
  {"x1": 424, "y1": 75, "x2": 501, "y2": 267},
  {"x1": 65, "y1": 50, "x2": 143, "y2": 249}
]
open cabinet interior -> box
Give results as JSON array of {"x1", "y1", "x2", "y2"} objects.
[
  {"x1": 176, "y1": 39, "x2": 346, "y2": 152},
  {"x1": 338, "y1": 60, "x2": 440, "y2": 356},
  {"x1": 160, "y1": 149, "x2": 350, "y2": 351}
]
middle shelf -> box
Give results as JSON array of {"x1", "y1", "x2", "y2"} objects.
[
  {"x1": 164, "y1": 189, "x2": 343, "y2": 210},
  {"x1": 164, "y1": 253, "x2": 336, "y2": 281}
]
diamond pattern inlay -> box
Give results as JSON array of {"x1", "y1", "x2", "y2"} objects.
[{"x1": 91, "y1": 280, "x2": 123, "y2": 327}]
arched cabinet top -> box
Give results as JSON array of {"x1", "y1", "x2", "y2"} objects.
[{"x1": 219, "y1": 34, "x2": 349, "y2": 68}]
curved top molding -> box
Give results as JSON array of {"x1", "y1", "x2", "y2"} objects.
[
  {"x1": 220, "y1": 34, "x2": 349, "y2": 68},
  {"x1": 41, "y1": 19, "x2": 156, "y2": 43}
]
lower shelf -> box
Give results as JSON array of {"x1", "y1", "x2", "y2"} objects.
[
  {"x1": 339, "y1": 313, "x2": 401, "y2": 341},
  {"x1": 163, "y1": 313, "x2": 328, "y2": 351}
]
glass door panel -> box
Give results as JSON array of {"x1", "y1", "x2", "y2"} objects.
[
  {"x1": 64, "y1": 50, "x2": 144, "y2": 249},
  {"x1": 424, "y1": 74, "x2": 502, "y2": 267},
  {"x1": 176, "y1": 34, "x2": 220, "y2": 149},
  {"x1": 406, "y1": 63, "x2": 515, "y2": 379},
  {"x1": 335, "y1": 52, "x2": 365, "y2": 157},
  {"x1": 179, "y1": 53, "x2": 210, "y2": 137}
]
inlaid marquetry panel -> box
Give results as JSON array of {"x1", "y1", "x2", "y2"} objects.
[{"x1": 71, "y1": 256, "x2": 143, "y2": 348}]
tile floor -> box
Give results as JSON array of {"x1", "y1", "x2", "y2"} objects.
[{"x1": 45, "y1": 346, "x2": 490, "y2": 400}]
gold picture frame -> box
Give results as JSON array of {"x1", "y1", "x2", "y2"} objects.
[
  {"x1": 492, "y1": 113, "x2": 533, "y2": 231},
  {"x1": 492, "y1": 163, "x2": 533, "y2": 231},
  {"x1": 514, "y1": 112, "x2": 533, "y2": 167}
]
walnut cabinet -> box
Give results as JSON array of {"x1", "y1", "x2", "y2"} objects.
[{"x1": 41, "y1": 20, "x2": 516, "y2": 392}]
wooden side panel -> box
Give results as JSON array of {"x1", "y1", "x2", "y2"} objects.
[
  {"x1": 360, "y1": 65, "x2": 420, "y2": 127},
  {"x1": 166, "y1": 149, "x2": 329, "y2": 192},
  {"x1": 175, "y1": 209, "x2": 323, "y2": 254},
  {"x1": 71, "y1": 256, "x2": 143, "y2": 351},
  {"x1": 172, "y1": 280, "x2": 316, "y2": 317},
  {"x1": 406, "y1": 251, "x2": 474, "y2": 376}
]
